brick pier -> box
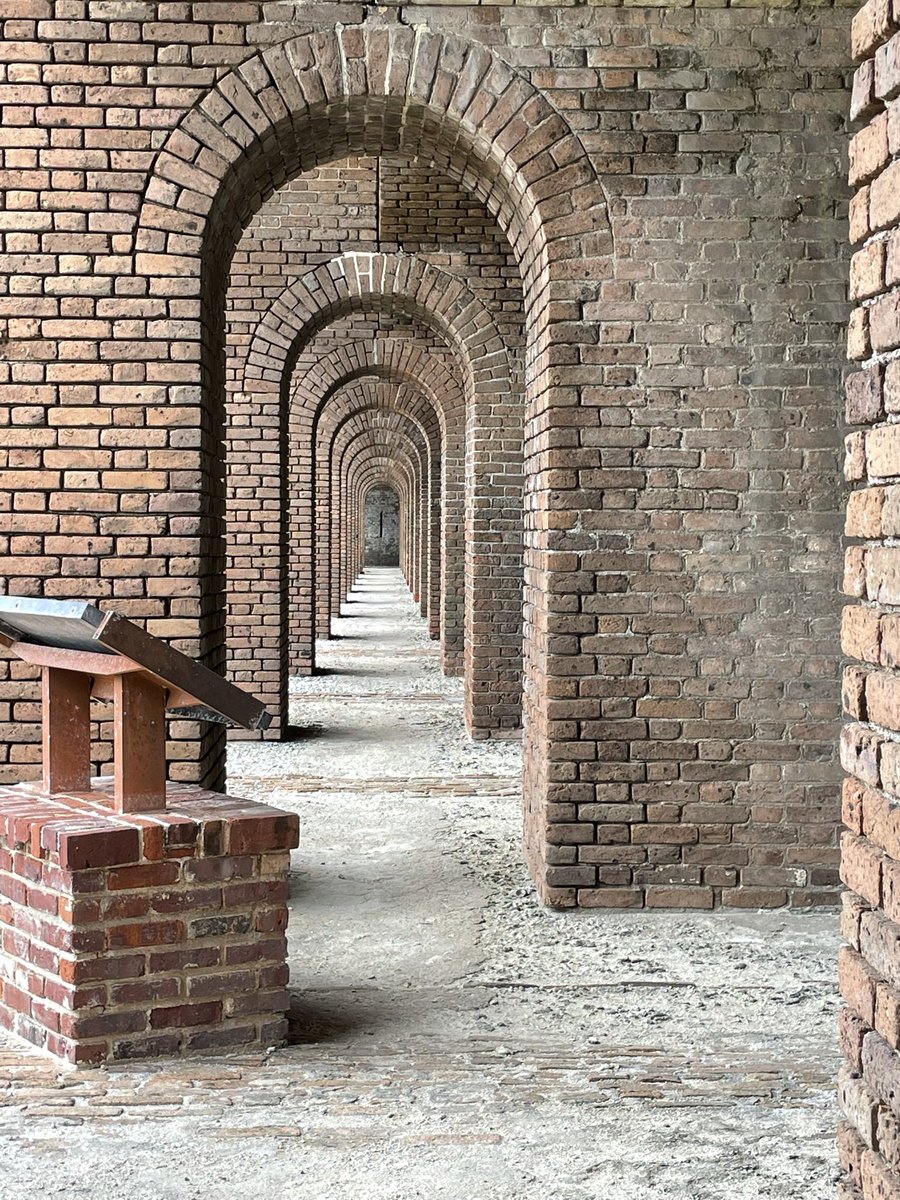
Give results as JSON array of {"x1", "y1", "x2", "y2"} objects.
[{"x1": 837, "y1": 0, "x2": 900, "y2": 1193}]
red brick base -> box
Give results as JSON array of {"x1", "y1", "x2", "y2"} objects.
[{"x1": 0, "y1": 779, "x2": 298, "y2": 1064}]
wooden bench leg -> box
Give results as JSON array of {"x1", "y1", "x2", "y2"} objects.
[
  {"x1": 113, "y1": 673, "x2": 167, "y2": 813},
  {"x1": 42, "y1": 667, "x2": 92, "y2": 794}
]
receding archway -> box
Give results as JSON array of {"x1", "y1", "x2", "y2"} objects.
[
  {"x1": 364, "y1": 486, "x2": 401, "y2": 568},
  {"x1": 227, "y1": 252, "x2": 524, "y2": 738},
  {"x1": 318, "y1": 385, "x2": 442, "y2": 642},
  {"x1": 131, "y1": 19, "x2": 614, "y2": 904}
]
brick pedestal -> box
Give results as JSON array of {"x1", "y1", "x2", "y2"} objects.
[{"x1": 0, "y1": 778, "x2": 298, "y2": 1064}]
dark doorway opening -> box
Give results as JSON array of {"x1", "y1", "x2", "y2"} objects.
[{"x1": 364, "y1": 485, "x2": 401, "y2": 567}]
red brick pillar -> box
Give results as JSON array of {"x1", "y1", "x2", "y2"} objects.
[
  {"x1": 839, "y1": 1, "x2": 900, "y2": 1191},
  {"x1": 0, "y1": 778, "x2": 298, "y2": 1064}
]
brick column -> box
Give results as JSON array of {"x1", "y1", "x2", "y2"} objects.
[
  {"x1": 839, "y1": 1, "x2": 900, "y2": 1192},
  {"x1": 0, "y1": 778, "x2": 298, "y2": 1064}
]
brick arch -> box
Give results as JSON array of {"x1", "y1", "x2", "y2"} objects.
[
  {"x1": 355, "y1": 472, "x2": 405, "y2": 576},
  {"x1": 285, "y1": 289, "x2": 475, "y2": 672},
  {"x1": 292, "y1": 340, "x2": 464, "y2": 439},
  {"x1": 131, "y1": 20, "x2": 616, "y2": 904},
  {"x1": 314, "y1": 381, "x2": 444, "y2": 649},
  {"x1": 337, "y1": 426, "x2": 427, "y2": 611},
  {"x1": 134, "y1": 24, "x2": 612, "y2": 317},
  {"x1": 356, "y1": 469, "x2": 417, "y2": 594},
  {"x1": 355, "y1": 461, "x2": 420, "y2": 591},
  {"x1": 341, "y1": 457, "x2": 419, "y2": 599},
  {"x1": 338, "y1": 419, "x2": 427, "y2": 529},
  {"x1": 244, "y1": 253, "x2": 512, "y2": 399},
  {"x1": 290, "y1": 340, "x2": 467, "y2": 666},
  {"x1": 229, "y1": 251, "x2": 522, "y2": 737},
  {"x1": 328, "y1": 395, "x2": 438, "y2": 630},
  {"x1": 329, "y1": 404, "x2": 434, "y2": 610}
]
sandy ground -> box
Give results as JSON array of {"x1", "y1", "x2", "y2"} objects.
[{"x1": 0, "y1": 568, "x2": 840, "y2": 1200}]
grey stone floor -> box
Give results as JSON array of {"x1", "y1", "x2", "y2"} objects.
[{"x1": 0, "y1": 568, "x2": 840, "y2": 1199}]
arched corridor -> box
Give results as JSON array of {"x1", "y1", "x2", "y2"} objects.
[{"x1": 0, "y1": 0, "x2": 879, "y2": 1191}]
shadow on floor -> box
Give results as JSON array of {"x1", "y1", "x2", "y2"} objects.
[
  {"x1": 286, "y1": 990, "x2": 389, "y2": 1044},
  {"x1": 283, "y1": 723, "x2": 328, "y2": 741}
]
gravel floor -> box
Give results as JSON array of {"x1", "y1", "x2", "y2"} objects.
[{"x1": 0, "y1": 568, "x2": 840, "y2": 1200}]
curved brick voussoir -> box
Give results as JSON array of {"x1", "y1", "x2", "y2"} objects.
[
  {"x1": 293, "y1": 341, "x2": 462, "y2": 440},
  {"x1": 134, "y1": 25, "x2": 611, "y2": 299},
  {"x1": 241, "y1": 251, "x2": 514, "y2": 395}
]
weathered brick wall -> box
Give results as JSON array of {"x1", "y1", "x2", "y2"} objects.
[
  {"x1": 0, "y1": 0, "x2": 851, "y2": 907},
  {"x1": 838, "y1": 0, "x2": 900, "y2": 1192}
]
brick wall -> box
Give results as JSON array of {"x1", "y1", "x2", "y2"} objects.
[
  {"x1": 0, "y1": 1, "x2": 851, "y2": 907},
  {"x1": 838, "y1": 0, "x2": 900, "y2": 1192}
]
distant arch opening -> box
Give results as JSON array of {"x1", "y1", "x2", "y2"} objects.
[{"x1": 364, "y1": 486, "x2": 401, "y2": 568}]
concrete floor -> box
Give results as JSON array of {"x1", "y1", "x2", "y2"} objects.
[{"x1": 0, "y1": 568, "x2": 840, "y2": 1199}]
